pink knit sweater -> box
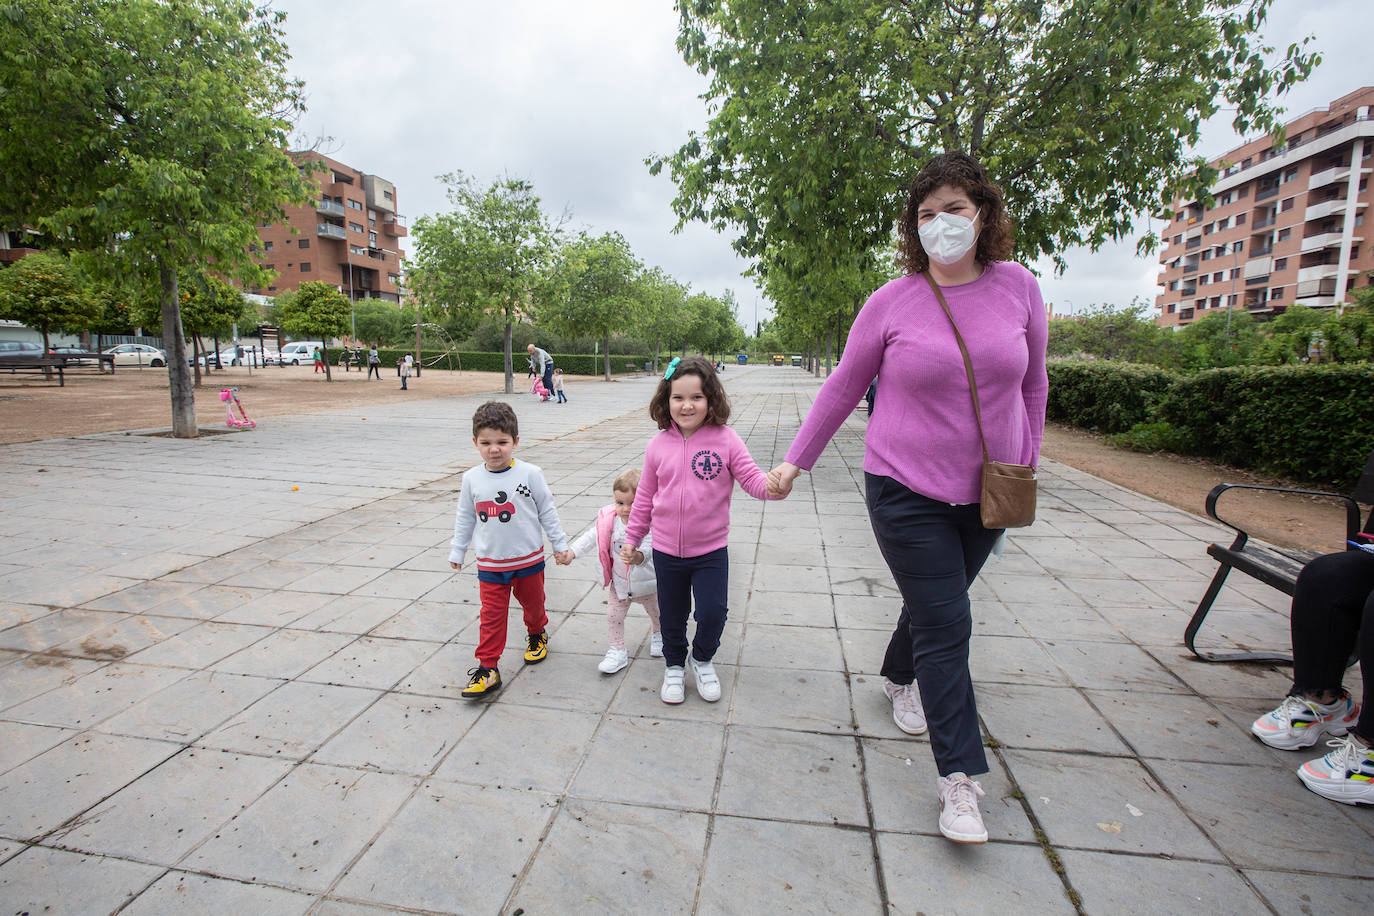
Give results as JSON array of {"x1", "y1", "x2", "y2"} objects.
[{"x1": 784, "y1": 262, "x2": 1048, "y2": 504}]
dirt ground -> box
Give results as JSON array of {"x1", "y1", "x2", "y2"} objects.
[{"x1": 0, "y1": 364, "x2": 1354, "y2": 552}]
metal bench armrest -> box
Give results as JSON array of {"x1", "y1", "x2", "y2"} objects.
[{"x1": 1204, "y1": 482, "x2": 1360, "y2": 550}]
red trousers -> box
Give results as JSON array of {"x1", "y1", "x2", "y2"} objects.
[{"x1": 475, "y1": 570, "x2": 547, "y2": 668}]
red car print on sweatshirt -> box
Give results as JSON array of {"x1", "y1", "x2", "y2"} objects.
[{"x1": 475, "y1": 491, "x2": 515, "y2": 523}]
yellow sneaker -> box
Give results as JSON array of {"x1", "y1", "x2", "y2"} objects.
[
  {"x1": 461, "y1": 666, "x2": 501, "y2": 698},
  {"x1": 524, "y1": 631, "x2": 549, "y2": 663}
]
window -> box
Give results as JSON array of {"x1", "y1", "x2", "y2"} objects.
[
  {"x1": 1199, "y1": 275, "x2": 1209, "y2": 286},
  {"x1": 1358, "y1": 214, "x2": 1365, "y2": 227},
  {"x1": 1281, "y1": 197, "x2": 1295, "y2": 212},
  {"x1": 300, "y1": 262, "x2": 311, "y2": 273},
  {"x1": 349, "y1": 222, "x2": 364, "y2": 233},
  {"x1": 1277, "y1": 228, "x2": 1291, "y2": 241},
  {"x1": 1213, "y1": 272, "x2": 1224, "y2": 282},
  {"x1": 1270, "y1": 286, "x2": 1283, "y2": 300},
  {"x1": 347, "y1": 199, "x2": 363, "y2": 210},
  {"x1": 1238, "y1": 186, "x2": 1249, "y2": 198},
  {"x1": 1361, "y1": 178, "x2": 1369, "y2": 192},
  {"x1": 350, "y1": 244, "x2": 366, "y2": 255},
  {"x1": 1216, "y1": 217, "x2": 1229, "y2": 230},
  {"x1": 1231, "y1": 268, "x2": 1241, "y2": 280},
  {"x1": 1167, "y1": 303, "x2": 1176, "y2": 314},
  {"x1": 1228, "y1": 294, "x2": 1238, "y2": 307},
  {"x1": 369, "y1": 215, "x2": 376, "y2": 227},
  {"x1": 1284, "y1": 167, "x2": 1298, "y2": 183},
  {"x1": 383, "y1": 189, "x2": 393, "y2": 201},
  {"x1": 1202, "y1": 250, "x2": 1212, "y2": 261},
  {"x1": 1233, "y1": 240, "x2": 1244, "y2": 253},
  {"x1": 1204, "y1": 222, "x2": 1214, "y2": 235},
  {"x1": 368, "y1": 231, "x2": 377, "y2": 247},
  {"x1": 1236, "y1": 213, "x2": 1247, "y2": 225},
  {"x1": 264, "y1": 263, "x2": 275, "y2": 271},
  {"x1": 1275, "y1": 258, "x2": 1287, "y2": 270},
  {"x1": 388, "y1": 273, "x2": 399, "y2": 284},
  {"x1": 1173, "y1": 234, "x2": 1183, "y2": 245},
  {"x1": 1168, "y1": 280, "x2": 1178, "y2": 291},
  {"x1": 264, "y1": 240, "x2": 274, "y2": 251},
  {"x1": 298, "y1": 239, "x2": 309, "y2": 250},
  {"x1": 1211, "y1": 297, "x2": 1221, "y2": 309}
]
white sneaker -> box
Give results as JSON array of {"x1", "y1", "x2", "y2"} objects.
[
  {"x1": 883, "y1": 679, "x2": 928, "y2": 735},
  {"x1": 1252, "y1": 693, "x2": 1359, "y2": 750},
  {"x1": 597, "y1": 647, "x2": 628, "y2": 674},
  {"x1": 688, "y1": 656, "x2": 721, "y2": 702},
  {"x1": 649, "y1": 632, "x2": 664, "y2": 657},
  {"x1": 661, "y1": 666, "x2": 685, "y2": 704},
  {"x1": 937, "y1": 773, "x2": 988, "y2": 844}
]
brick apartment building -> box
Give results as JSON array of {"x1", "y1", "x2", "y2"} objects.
[
  {"x1": 1155, "y1": 86, "x2": 1373, "y2": 328},
  {"x1": 248, "y1": 152, "x2": 408, "y2": 304}
]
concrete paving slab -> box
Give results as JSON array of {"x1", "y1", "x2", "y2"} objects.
[
  {"x1": 120, "y1": 872, "x2": 315, "y2": 916},
  {"x1": 433, "y1": 702, "x2": 599, "y2": 793},
  {"x1": 1242, "y1": 869, "x2": 1374, "y2": 916},
  {"x1": 93, "y1": 669, "x2": 283, "y2": 744},
  {"x1": 977, "y1": 683, "x2": 1131, "y2": 755},
  {"x1": 198, "y1": 681, "x2": 380, "y2": 759},
  {"x1": 0, "y1": 845, "x2": 163, "y2": 914},
  {"x1": 2, "y1": 661, "x2": 189, "y2": 729},
  {"x1": 717, "y1": 726, "x2": 867, "y2": 826},
  {"x1": 0, "y1": 721, "x2": 77, "y2": 775},
  {"x1": 1058, "y1": 848, "x2": 1266, "y2": 915},
  {"x1": 571, "y1": 714, "x2": 724, "y2": 810},
  {"x1": 877, "y1": 832, "x2": 1073, "y2": 914}
]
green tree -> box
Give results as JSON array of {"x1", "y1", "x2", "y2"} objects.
[
  {"x1": 410, "y1": 172, "x2": 562, "y2": 393},
  {"x1": 0, "y1": 251, "x2": 100, "y2": 353},
  {"x1": 634, "y1": 267, "x2": 691, "y2": 373},
  {"x1": 1177, "y1": 310, "x2": 1262, "y2": 369},
  {"x1": 1322, "y1": 290, "x2": 1374, "y2": 363},
  {"x1": 278, "y1": 282, "x2": 351, "y2": 381},
  {"x1": 1256, "y1": 304, "x2": 1327, "y2": 364},
  {"x1": 1048, "y1": 302, "x2": 1181, "y2": 366},
  {"x1": 545, "y1": 232, "x2": 642, "y2": 381},
  {"x1": 0, "y1": 0, "x2": 313, "y2": 436},
  {"x1": 353, "y1": 300, "x2": 404, "y2": 347},
  {"x1": 651, "y1": 0, "x2": 1318, "y2": 335}
]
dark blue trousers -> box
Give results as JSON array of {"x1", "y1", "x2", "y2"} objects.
[
  {"x1": 867, "y1": 474, "x2": 1001, "y2": 777},
  {"x1": 653, "y1": 547, "x2": 729, "y2": 668}
]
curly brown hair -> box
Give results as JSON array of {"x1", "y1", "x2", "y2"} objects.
[
  {"x1": 471, "y1": 400, "x2": 518, "y2": 438},
  {"x1": 896, "y1": 151, "x2": 1014, "y2": 275},
  {"x1": 648, "y1": 356, "x2": 731, "y2": 430}
]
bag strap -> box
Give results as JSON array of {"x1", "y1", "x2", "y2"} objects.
[{"x1": 921, "y1": 271, "x2": 989, "y2": 466}]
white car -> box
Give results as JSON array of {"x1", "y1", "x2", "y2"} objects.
[
  {"x1": 194, "y1": 345, "x2": 274, "y2": 368},
  {"x1": 103, "y1": 343, "x2": 166, "y2": 367}
]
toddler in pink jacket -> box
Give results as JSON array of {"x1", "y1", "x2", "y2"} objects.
[
  {"x1": 621, "y1": 356, "x2": 773, "y2": 705},
  {"x1": 563, "y1": 469, "x2": 662, "y2": 674}
]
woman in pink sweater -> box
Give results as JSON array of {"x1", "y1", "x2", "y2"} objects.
[
  {"x1": 769, "y1": 152, "x2": 1048, "y2": 845},
  {"x1": 622, "y1": 356, "x2": 773, "y2": 706}
]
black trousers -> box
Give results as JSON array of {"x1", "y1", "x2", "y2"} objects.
[
  {"x1": 1290, "y1": 549, "x2": 1374, "y2": 741},
  {"x1": 867, "y1": 473, "x2": 1001, "y2": 777},
  {"x1": 653, "y1": 547, "x2": 729, "y2": 668}
]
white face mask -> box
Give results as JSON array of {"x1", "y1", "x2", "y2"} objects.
[{"x1": 917, "y1": 210, "x2": 979, "y2": 265}]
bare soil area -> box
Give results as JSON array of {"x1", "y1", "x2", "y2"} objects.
[{"x1": 0, "y1": 366, "x2": 1353, "y2": 552}]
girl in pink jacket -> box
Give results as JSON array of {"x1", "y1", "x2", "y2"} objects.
[
  {"x1": 622, "y1": 356, "x2": 773, "y2": 705},
  {"x1": 564, "y1": 468, "x2": 663, "y2": 674}
]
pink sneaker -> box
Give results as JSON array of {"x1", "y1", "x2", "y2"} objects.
[
  {"x1": 883, "y1": 679, "x2": 927, "y2": 735},
  {"x1": 937, "y1": 773, "x2": 988, "y2": 844}
]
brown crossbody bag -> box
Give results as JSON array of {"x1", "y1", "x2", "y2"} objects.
[{"x1": 923, "y1": 271, "x2": 1037, "y2": 529}]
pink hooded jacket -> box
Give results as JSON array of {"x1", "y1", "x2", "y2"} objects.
[{"x1": 625, "y1": 422, "x2": 772, "y2": 558}]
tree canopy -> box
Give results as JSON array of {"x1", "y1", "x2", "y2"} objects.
[
  {"x1": 0, "y1": 251, "x2": 99, "y2": 352},
  {"x1": 545, "y1": 232, "x2": 643, "y2": 380},
  {"x1": 0, "y1": 0, "x2": 313, "y2": 435},
  {"x1": 410, "y1": 172, "x2": 563, "y2": 392},
  {"x1": 278, "y1": 282, "x2": 352, "y2": 380},
  {"x1": 651, "y1": 0, "x2": 1319, "y2": 340}
]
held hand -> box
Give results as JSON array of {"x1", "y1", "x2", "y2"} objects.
[
  {"x1": 554, "y1": 550, "x2": 573, "y2": 565},
  {"x1": 627, "y1": 549, "x2": 644, "y2": 566},
  {"x1": 449, "y1": 561, "x2": 462, "y2": 570},
  {"x1": 767, "y1": 462, "x2": 801, "y2": 499},
  {"x1": 619, "y1": 543, "x2": 638, "y2": 564}
]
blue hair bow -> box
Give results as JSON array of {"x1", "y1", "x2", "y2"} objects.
[{"x1": 663, "y1": 356, "x2": 681, "y2": 380}]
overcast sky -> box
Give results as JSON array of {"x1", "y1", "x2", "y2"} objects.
[{"x1": 276, "y1": 0, "x2": 1369, "y2": 325}]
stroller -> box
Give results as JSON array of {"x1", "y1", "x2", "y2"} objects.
[{"x1": 531, "y1": 377, "x2": 551, "y2": 401}]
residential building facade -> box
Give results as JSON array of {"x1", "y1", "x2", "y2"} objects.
[
  {"x1": 1155, "y1": 86, "x2": 1373, "y2": 328},
  {"x1": 248, "y1": 152, "x2": 408, "y2": 304}
]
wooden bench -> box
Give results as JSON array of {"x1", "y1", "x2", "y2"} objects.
[
  {"x1": 1185, "y1": 451, "x2": 1374, "y2": 662},
  {"x1": 0, "y1": 353, "x2": 116, "y2": 387}
]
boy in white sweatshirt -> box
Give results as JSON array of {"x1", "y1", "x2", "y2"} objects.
[{"x1": 450, "y1": 401, "x2": 571, "y2": 697}]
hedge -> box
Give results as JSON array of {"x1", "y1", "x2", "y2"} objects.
[
  {"x1": 1047, "y1": 360, "x2": 1374, "y2": 490},
  {"x1": 352, "y1": 349, "x2": 651, "y2": 375},
  {"x1": 1045, "y1": 361, "x2": 1178, "y2": 434}
]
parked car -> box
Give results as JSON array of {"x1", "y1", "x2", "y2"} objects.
[
  {"x1": 104, "y1": 343, "x2": 166, "y2": 367},
  {"x1": 279, "y1": 341, "x2": 323, "y2": 365},
  {"x1": 191, "y1": 344, "x2": 273, "y2": 368},
  {"x1": 49, "y1": 346, "x2": 93, "y2": 365},
  {"x1": 0, "y1": 340, "x2": 44, "y2": 363}
]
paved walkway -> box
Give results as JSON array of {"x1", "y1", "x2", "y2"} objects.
[{"x1": 0, "y1": 365, "x2": 1368, "y2": 915}]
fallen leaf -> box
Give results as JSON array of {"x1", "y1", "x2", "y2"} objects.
[
  {"x1": 1097, "y1": 821, "x2": 1123, "y2": 834},
  {"x1": 1126, "y1": 804, "x2": 1144, "y2": 817}
]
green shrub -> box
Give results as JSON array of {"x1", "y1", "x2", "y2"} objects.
[
  {"x1": 1104, "y1": 421, "x2": 1193, "y2": 454},
  {"x1": 367, "y1": 349, "x2": 649, "y2": 376},
  {"x1": 1045, "y1": 361, "x2": 1178, "y2": 434}
]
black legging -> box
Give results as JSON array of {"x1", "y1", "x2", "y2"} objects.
[{"x1": 1289, "y1": 549, "x2": 1374, "y2": 742}]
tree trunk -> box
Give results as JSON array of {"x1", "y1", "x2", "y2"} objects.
[
  {"x1": 159, "y1": 261, "x2": 197, "y2": 437},
  {"x1": 212, "y1": 331, "x2": 221, "y2": 371},
  {"x1": 825, "y1": 325, "x2": 835, "y2": 376},
  {"x1": 191, "y1": 337, "x2": 202, "y2": 387},
  {"x1": 40, "y1": 328, "x2": 52, "y2": 380},
  {"x1": 653, "y1": 337, "x2": 661, "y2": 374},
  {"x1": 322, "y1": 343, "x2": 332, "y2": 381},
  {"x1": 602, "y1": 334, "x2": 612, "y2": 381},
  {"x1": 503, "y1": 319, "x2": 514, "y2": 394},
  {"x1": 414, "y1": 313, "x2": 422, "y2": 377}
]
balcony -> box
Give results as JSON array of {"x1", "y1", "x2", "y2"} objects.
[
  {"x1": 1182, "y1": 258, "x2": 1200, "y2": 275},
  {"x1": 384, "y1": 213, "x2": 408, "y2": 237},
  {"x1": 316, "y1": 223, "x2": 347, "y2": 240},
  {"x1": 1249, "y1": 245, "x2": 1273, "y2": 258},
  {"x1": 1296, "y1": 278, "x2": 1338, "y2": 299},
  {"x1": 315, "y1": 199, "x2": 346, "y2": 218},
  {"x1": 1255, "y1": 185, "x2": 1280, "y2": 202},
  {"x1": 1297, "y1": 263, "x2": 1342, "y2": 284},
  {"x1": 1252, "y1": 215, "x2": 1275, "y2": 230},
  {"x1": 1245, "y1": 275, "x2": 1271, "y2": 286},
  {"x1": 1180, "y1": 285, "x2": 1197, "y2": 297},
  {"x1": 1244, "y1": 256, "x2": 1272, "y2": 279},
  {"x1": 1185, "y1": 236, "x2": 1201, "y2": 250},
  {"x1": 1305, "y1": 198, "x2": 1360, "y2": 221},
  {"x1": 1307, "y1": 164, "x2": 1351, "y2": 190},
  {"x1": 1300, "y1": 231, "x2": 1358, "y2": 253}
]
